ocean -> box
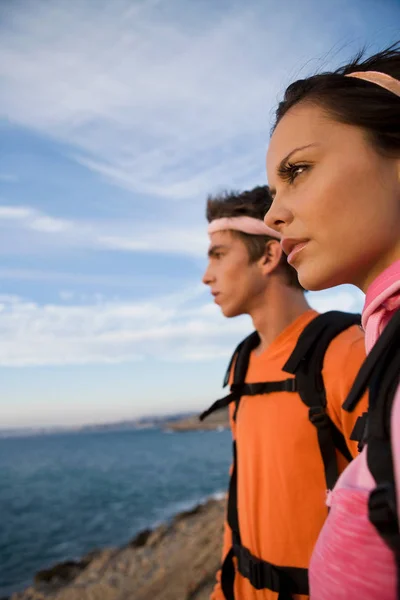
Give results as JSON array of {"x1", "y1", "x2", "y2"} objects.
[{"x1": 0, "y1": 427, "x2": 231, "y2": 597}]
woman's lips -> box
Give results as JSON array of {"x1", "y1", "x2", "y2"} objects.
[
  {"x1": 287, "y1": 241, "x2": 308, "y2": 265},
  {"x1": 281, "y1": 238, "x2": 309, "y2": 265}
]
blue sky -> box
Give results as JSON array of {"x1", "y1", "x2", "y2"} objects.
[{"x1": 0, "y1": 0, "x2": 398, "y2": 428}]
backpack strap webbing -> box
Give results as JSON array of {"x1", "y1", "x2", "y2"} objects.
[
  {"x1": 199, "y1": 332, "x2": 260, "y2": 421},
  {"x1": 343, "y1": 310, "x2": 400, "y2": 595},
  {"x1": 218, "y1": 311, "x2": 361, "y2": 599},
  {"x1": 283, "y1": 311, "x2": 361, "y2": 490}
]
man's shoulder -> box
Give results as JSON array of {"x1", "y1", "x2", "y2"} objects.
[{"x1": 323, "y1": 321, "x2": 366, "y2": 373}]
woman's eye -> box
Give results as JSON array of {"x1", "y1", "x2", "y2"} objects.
[
  {"x1": 278, "y1": 162, "x2": 309, "y2": 184},
  {"x1": 292, "y1": 165, "x2": 306, "y2": 179}
]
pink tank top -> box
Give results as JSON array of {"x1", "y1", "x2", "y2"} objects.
[{"x1": 309, "y1": 260, "x2": 400, "y2": 600}]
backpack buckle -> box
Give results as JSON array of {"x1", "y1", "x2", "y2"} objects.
[
  {"x1": 368, "y1": 483, "x2": 400, "y2": 551},
  {"x1": 230, "y1": 383, "x2": 244, "y2": 395},
  {"x1": 369, "y1": 483, "x2": 397, "y2": 527},
  {"x1": 237, "y1": 546, "x2": 280, "y2": 591},
  {"x1": 308, "y1": 406, "x2": 327, "y2": 427},
  {"x1": 248, "y1": 555, "x2": 263, "y2": 590},
  {"x1": 284, "y1": 378, "x2": 297, "y2": 392}
]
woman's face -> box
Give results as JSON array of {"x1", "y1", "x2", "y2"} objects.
[{"x1": 265, "y1": 102, "x2": 400, "y2": 292}]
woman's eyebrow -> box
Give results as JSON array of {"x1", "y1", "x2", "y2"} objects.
[
  {"x1": 269, "y1": 143, "x2": 319, "y2": 198},
  {"x1": 269, "y1": 142, "x2": 318, "y2": 199},
  {"x1": 277, "y1": 143, "x2": 318, "y2": 172}
]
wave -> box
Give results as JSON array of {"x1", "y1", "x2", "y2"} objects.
[{"x1": 148, "y1": 488, "x2": 227, "y2": 530}]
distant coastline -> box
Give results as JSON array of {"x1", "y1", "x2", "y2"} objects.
[
  {"x1": 163, "y1": 409, "x2": 229, "y2": 432},
  {"x1": 0, "y1": 409, "x2": 229, "y2": 439}
]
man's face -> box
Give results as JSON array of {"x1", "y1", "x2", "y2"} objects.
[{"x1": 202, "y1": 230, "x2": 267, "y2": 318}]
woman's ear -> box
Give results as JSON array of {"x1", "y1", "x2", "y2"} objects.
[{"x1": 259, "y1": 239, "x2": 283, "y2": 275}]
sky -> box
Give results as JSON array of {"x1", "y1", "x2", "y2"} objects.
[{"x1": 0, "y1": 0, "x2": 398, "y2": 428}]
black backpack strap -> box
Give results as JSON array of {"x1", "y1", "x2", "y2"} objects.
[
  {"x1": 342, "y1": 309, "x2": 400, "y2": 413},
  {"x1": 341, "y1": 310, "x2": 400, "y2": 593},
  {"x1": 349, "y1": 411, "x2": 369, "y2": 452},
  {"x1": 199, "y1": 379, "x2": 297, "y2": 421},
  {"x1": 362, "y1": 311, "x2": 400, "y2": 595},
  {"x1": 221, "y1": 438, "x2": 309, "y2": 599},
  {"x1": 343, "y1": 310, "x2": 400, "y2": 453},
  {"x1": 217, "y1": 312, "x2": 360, "y2": 598},
  {"x1": 284, "y1": 311, "x2": 361, "y2": 491},
  {"x1": 200, "y1": 332, "x2": 260, "y2": 422},
  {"x1": 199, "y1": 392, "x2": 237, "y2": 421},
  {"x1": 222, "y1": 337, "x2": 248, "y2": 389},
  {"x1": 232, "y1": 532, "x2": 309, "y2": 597}
]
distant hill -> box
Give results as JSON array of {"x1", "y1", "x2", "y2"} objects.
[
  {"x1": 79, "y1": 412, "x2": 196, "y2": 433},
  {"x1": 0, "y1": 411, "x2": 222, "y2": 439},
  {"x1": 163, "y1": 408, "x2": 229, "y2": 432}
]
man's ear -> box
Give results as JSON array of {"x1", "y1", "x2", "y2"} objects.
[{"x1": 258, "y1": 239, "x2": 283, "y2": 275}]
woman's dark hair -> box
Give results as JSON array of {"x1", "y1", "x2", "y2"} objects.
[
  {"x1": 274, "y1": 42, "x2": 400, "y2": 156},
  {"x1": 206, "y1": 186, "x2": 302, "y2": 289}
]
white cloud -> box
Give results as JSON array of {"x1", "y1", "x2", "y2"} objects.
[
  {"x1": 0, "y1": 0, "x2": 348, "y2": 200},
  {"x1": 0, "y1": 206, "x2": 33, "y2": 219},
  {"x1": 0, "y1": 267, "x2": 182, "y2": 288},
  {"x1": 0, "y1": 204, "x2": 73, "y2": 233},
  {"x1": 30, "y1": 215, "x2": 72, "y2": 233},
  {"x1": 0, "y1": 284, "x2": 363, "y2": 367},
  {"x1": 0, "y1": 203, "x2": 208, "y2": 257},
  {"x1": 308, "y1": 288, "x2": 365, "y2": 314},
  {"x1": 0, "y1": 286, "x2": 248, "y2": 366}
]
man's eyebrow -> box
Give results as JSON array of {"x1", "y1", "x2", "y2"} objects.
[
  {"x1": 269, "y1": 143, "x2": 318, "y2": 198},
  {"x1": 208, "y1": 244, "x2": 227, "y2": 257}
]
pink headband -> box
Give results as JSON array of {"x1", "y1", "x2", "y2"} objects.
[
  {"x1": 346, "y1": 71, "x2": 400, "y2": 97},
  {"x1": 208, "y1": 216, "x2": 281, "y2": 239}
]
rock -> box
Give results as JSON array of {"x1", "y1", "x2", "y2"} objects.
[
  {"x1": 128, "y1": 529, "x2": 152, "y2": 548},
  {"x1": 12, "y1": 497, "x2": 227, "y2": 600},
  {"x1": 34, "y1": 559, "x2": 89, "y2": 585},
  {"x1": 173, "y1": 504, "x2": 203, "y2": 523},
  {"x1": 146, "y1": 524, "x2": 168, "y2": 547}
]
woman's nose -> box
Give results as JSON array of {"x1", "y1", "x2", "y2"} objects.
[{"x1": 264, "y1": 198, "x2": 293, "y2": 234}]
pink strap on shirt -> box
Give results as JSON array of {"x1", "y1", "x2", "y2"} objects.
[{"x1": 362, "y1": 260, "x2": 400, "y2": 351}]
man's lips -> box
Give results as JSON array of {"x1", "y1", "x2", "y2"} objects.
[{"x1": 280, "y1": 238, "x2": 309, "y2": 265}]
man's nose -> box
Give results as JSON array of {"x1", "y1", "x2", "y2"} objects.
[{"x1": 202, "y1": 263, "x2": 214, "y2": 285}]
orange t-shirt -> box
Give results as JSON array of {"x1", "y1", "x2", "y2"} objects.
[{"x1": 211, "y1": 310, "x2": 368, "y2": 600}]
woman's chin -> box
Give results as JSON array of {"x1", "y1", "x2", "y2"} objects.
[{"x1": 297, "y1": 266, "x2": 345, "y2": 293}]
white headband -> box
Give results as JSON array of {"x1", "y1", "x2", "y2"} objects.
[
  {"x1": 345, "y1": 71, "x2": 400, "y2": 97},
  {"x1": 208, "y1": 216, "x2": 281, "y2": 239}
]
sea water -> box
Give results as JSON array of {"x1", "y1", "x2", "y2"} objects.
[{"x1": 0, "y1": 427, "x2": 231, "y2": 596}]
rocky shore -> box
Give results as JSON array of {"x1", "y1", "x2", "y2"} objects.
[{"x1": 9, "y1": 496, "x2": 226, "y2": 600}]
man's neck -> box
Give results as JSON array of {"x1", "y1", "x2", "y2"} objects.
[{"x1": 250, "y1": 281, "x2": 311, "y2": 355}]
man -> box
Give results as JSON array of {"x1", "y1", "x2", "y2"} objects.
[{"x1": 201, "y1": 186, "x2": 368, "y2": 600}]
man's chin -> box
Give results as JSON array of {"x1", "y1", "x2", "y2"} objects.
[{"x1": 221, "y1": 306, "x2": 241, "y2": 319}]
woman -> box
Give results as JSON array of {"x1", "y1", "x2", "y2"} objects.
[{"x1": 264, "y1": 43, "x2": 400, "y2": 599}]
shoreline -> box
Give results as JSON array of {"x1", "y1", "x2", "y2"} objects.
[{"x1": 8, "y1": 493, "x2": 227, "y2": 600}]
